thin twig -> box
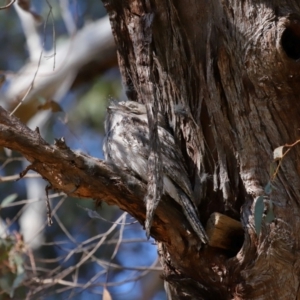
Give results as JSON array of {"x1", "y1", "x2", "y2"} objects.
[
  {"x1": 0, "y1": 0, "x2": 15, "y2": 10},
  {"x1": 0, "y1": 173, "x2": 42, "y2": 182}
]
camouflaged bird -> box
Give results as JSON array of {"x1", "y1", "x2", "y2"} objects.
[{"x1": 103, "y1": 101, "x2": 208, "y2": 244}]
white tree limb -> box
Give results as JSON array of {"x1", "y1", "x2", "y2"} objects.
[{"x1": 0, "y1": 15, "x2": 115, "y2": 109}]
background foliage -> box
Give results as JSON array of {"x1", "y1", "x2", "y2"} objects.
[{"x1": 0, "y1": 1, "x2": 165, "y2": 299}]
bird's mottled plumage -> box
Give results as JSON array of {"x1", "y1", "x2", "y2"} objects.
[{"x1": 103, "y1": 101, "x2": 208, "y2": 244}]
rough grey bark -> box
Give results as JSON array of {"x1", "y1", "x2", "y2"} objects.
[
  {"x1": 102, "y1": 0, "x2": 300, "y2": 299},
  {"x1": 1, "y1": 0, "x2": 300, "y2": 298}
]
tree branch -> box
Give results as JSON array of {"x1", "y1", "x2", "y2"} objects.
[
  {"x1": 0, "y1": 15, "x2": 117, "y2": 121},
  {"x1": 0, "y1": 105, "x2": 225, "y2": 288}
]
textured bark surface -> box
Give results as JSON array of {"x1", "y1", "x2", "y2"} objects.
[
  {"x1": 1, "y1": 0, "x2": 300, "y2": 298},
  {"x1": 102, "y1": 0, "x2": 300, "y2": 299}
]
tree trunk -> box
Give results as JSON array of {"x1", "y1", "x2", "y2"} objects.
[
  {"x1": 102, "y1": 0, "x2": 300, "y2": 299},
  {"x1": 1, "y1": 0, "x2": 300, "y2": 298}
]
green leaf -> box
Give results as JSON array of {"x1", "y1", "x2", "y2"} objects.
[
  {"x1": 12, "y1": 253, "x2": 24, "y2": 275},
  {"x1": 254, "y1": 196, "x2": 264, "y2": 236},
  {"x1": 0, "y1": 238, "x2": 14, "y2": 262},
  {"x1": 269, "y1": 162, "x2": 277, "y2": 177},
  {"x1": 0, "y1": 273, "x2": 14, "y2": 295},
  {"x1": 10, "y1": 273, "x2": 26, "y2": 298},
  {"x1": 264, "y1": 182, "x2": 272, "y2": 195},
  {"x1": 265, "y1": 201, "x2": 275, "y2": 223},
  {"x1": 1, "y1": 194, "x2": 18, "y2": 208}
]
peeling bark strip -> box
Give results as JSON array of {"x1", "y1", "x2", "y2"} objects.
[{"x1": 127, "y1": 11, "x2": 163, "y2": 238}]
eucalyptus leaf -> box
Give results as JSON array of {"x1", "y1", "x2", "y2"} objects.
[
  {"x1": 264, "y1": 182, "x2": 272, "y2": 195},
  {"x1": 1, "y1": 194, "x2": 18, "y2": 208},
  {"x1": 254, "y1": 196, "x2": 264, "y2": 236},
  {"x1": 10, "y1": 273, "x2": 26, "y2": 298},
  {"x1": 265, "y1": 201, "x2": 275, "y2": 223},
  {"x1": 269, "y1": 162, "x2": 277, "y2": 177}
]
